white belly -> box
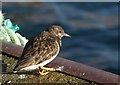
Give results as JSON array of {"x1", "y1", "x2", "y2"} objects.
[{"x1": 20, "y1": 48, "x2": 59, "y2": 71}]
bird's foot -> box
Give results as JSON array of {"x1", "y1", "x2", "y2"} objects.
[
  {"x1": 37, "y1": 66, "x2": 56, "y2": 75},
  {"x1": 37, "y1": 68, "x2": 49, "y2": 75},
  {"x1": 37, "y1": 66, "x2": 64, "y2": 75},
  {"x1": 39, "y1": 70, "x2": 49, "y2": 75}
]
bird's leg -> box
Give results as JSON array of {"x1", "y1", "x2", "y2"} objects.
[
  {"x1": 37, "y1": 66, "x2": 62, "y2": 75},
  {"x1": 39, "y1": 66, "x2": 56, "y2": 71},
  {"x1": 37, "y1": 67, "x2": 49, "y2": 75}
]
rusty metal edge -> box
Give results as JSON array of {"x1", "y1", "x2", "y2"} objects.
[{"x1": 0, "y1": 41, "x2": 120, "y2": 85}]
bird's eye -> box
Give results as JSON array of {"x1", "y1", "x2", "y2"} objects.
[{"x1": 59, "y1": 31, "x2": 62, "y2": 33}]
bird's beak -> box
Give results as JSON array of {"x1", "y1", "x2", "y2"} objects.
[{"x1": 64, "y1": 33, "x2": 71, "y2": 37}]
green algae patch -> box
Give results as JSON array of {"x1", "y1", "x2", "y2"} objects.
[
  {"x1": 2, "y1": 54, "x2": 97, "y2": 85},
  {"x1": 2, "y1": 55, "x2": 17, "y2": 72}
]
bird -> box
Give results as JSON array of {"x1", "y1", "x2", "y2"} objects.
[{"x1": 13, "y1": 25, "x2": 70, "y2": 75}]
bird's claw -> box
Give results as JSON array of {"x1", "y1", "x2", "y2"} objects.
[{"x1": 39, "y1": 71, "x2": 49, "y2": 75}]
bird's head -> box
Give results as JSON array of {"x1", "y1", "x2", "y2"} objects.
[{"x1": 48, "y1": 25, "x2": 71, "y2": 39}]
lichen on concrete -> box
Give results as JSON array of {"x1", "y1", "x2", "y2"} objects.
[{"x1": 1, "y1": 54, "x2": 98, "y2": 85}]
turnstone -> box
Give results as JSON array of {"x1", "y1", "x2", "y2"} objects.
[{"x1": 13, "y1": 25, "x2": 70, "y2": 75}]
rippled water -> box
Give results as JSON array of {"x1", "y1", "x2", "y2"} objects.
[{"x1": 2, "y1": 2, "x2": 119, "y2": 75}]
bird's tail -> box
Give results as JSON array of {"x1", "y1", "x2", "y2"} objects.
[{"x1": 13, "y1": 64, "x2": 22, "y2": 73}]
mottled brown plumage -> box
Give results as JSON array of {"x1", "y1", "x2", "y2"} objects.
[{"x1": 14, "y1": 25, "x2": 70, "y2": 72}]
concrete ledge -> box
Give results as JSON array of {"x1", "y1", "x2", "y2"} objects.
[{"x1": 1, "y1": 55, "x2": 97, "y2": 84}]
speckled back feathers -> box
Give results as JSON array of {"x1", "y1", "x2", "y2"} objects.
[{"x1": 14, "y1": 25, "x2": 67, "y2": 71}]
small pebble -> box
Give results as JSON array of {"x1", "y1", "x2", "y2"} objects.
[
  {"x1": 19, "y1": 74, "x2": 26, "y2": 79},
  {"x1": 56, "y1": 66, "x2": 64, "y2": 71},
  {"x1": 7, "y1": 80, "x2": 11, "y2": 83}
]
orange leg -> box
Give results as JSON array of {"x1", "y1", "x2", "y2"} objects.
[{"x1": 40, "y1": 66, "x2": 56, "y2": 71}]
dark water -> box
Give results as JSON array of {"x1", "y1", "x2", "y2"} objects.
[{"x1": 2, "y1": 2, "x2": 119, "y2": 75}]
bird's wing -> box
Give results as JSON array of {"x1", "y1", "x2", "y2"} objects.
[{"x1": 14, "y1": 31, "x2": 60, "y2": 71}]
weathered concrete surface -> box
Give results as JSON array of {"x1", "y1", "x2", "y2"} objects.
[
  {"x1": 1, "y1": 54, "x2": 97, "y2": 84},
  {"x1": 1, "y1": 41, "x2": 120, "y2": 84}
]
